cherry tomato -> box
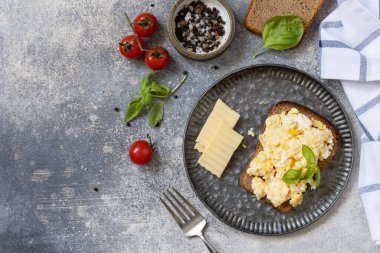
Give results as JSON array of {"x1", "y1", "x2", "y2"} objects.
[
  {"x1": 119, "y1": 34, "x2": 145, "y2": 59},
  {"x1": 129, "y1": 140, "x2": 153, "y2": 165},
  {"x1": 145, "y1": 46, "x2": 170, "y2": 70},
  {"x1": 132, "y1": 13, "x2": 158, "y2": 37}
]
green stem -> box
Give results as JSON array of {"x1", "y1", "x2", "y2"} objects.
[
  {"x1": 151, "y1": 94, "x2": 169, "y2": 99},
  {"x1": 124, "y1": 12, "x2": 148, "y2": 52},
  {"x1": 146, "y1": 134, "x2": 155, "y2": 151},
  {"x1": 253, "y1": 46, "x2": 266, "y2": 59},
  {"x1": 164, "y1": 71, "x2": 188, "y2": 104}
]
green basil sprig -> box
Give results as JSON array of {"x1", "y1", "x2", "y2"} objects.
[
  {"x1": 125, "y1": 71, "x2": 188, "y2": 128},
  {"x1": 282, "y1": 144, "x2": 321, "y2": 190},
  {"x1": 253, "y1": 15, "x2": 304, "y2": 58},
  {"x1": 282, "y1": 169, "x2": 301, "y2": 184}
]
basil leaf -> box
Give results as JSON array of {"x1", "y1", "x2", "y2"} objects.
[
  {"x1": 282, "y1": 169, "x2": 302, "y2": 184},
  {"x1": 262, "y1": 15, "x2": 304, "y2": 50},
  {"x1": 253, "y1": 15, "x2": 304, "y2": 58},
  {"x1": 311, "y1": 167, "x2": 321, "y2": 190},
  {"x1": 150, "y1": 81, "x2": 171, "y2": 98},
  {"x1": 139, "y1": 72, "x2": 154, "y2": 95},
  {"x1": 301, "y1": 166, "x2": 315, "y2": 180},
  {"x1": 302, "y1": 145, "x2": 316, "y2": 166},
  {"x1": 125, "y1": 97, "x2": 144, "y2": 123},
  {"x1": 142, "y1": 93, "x2": 153, "y2": 105},
  {"x1": 124, "y1": 71, "x2": 188, "y2": 128},
  {"x1": 149, "y1": 103, "x2": 164, "y2": 128}
]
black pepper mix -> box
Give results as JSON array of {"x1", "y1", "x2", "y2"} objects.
[{"x1": 175, "y1": 1, "x2": 226, "y2": 53}]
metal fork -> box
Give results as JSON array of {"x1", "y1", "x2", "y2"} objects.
[{"x1": 160, "y1": 187, "x2": 218, "y2": 253}]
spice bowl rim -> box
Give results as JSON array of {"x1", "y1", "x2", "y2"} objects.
[{"x1": 167, "y1": 0, "x2": 236, "y2": 61}]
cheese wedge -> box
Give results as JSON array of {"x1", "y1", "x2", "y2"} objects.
[
  {"x1": 195, "y1": 99, "x2": 240, "y2": 152},
  {"x1": 198, "y1": 122, "x2": 243, "y2": 177}
]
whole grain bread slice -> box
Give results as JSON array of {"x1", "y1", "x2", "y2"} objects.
[
  {"x1": 240, "y1": 101, "x2": 340, "y2": 213},
  {"x1": 244, "y1": 0, "x2": 325, "y2": 34}
]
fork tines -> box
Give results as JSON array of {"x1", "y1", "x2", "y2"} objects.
[{"x1": 160, "y1": 187, "x2": 199, "y2": 226}]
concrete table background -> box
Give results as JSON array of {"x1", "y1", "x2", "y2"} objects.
[{"x1": 0, "y1": 0, "x2": 378, "y2": 252}]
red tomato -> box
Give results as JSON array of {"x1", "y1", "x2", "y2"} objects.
[
  {"x1": 145, "y1": 46, "x2": 170, "y2": 70},
  {"x1": 129, "y1": 140, "x2": 153, "y2": 165},
  {"x1": 132, "y1": 13, "x2": 158, "y2": 37},
  {"x1": 119, "y1": 34, "x2": 145, "y2": 59}
]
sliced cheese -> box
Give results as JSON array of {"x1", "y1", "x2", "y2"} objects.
[
  {"x1": 194, "y1": 142, "x2": 203, "y2": 151},
  {"x1": 198, "y1": 122, "x2": 243, "y2": 177},
  {"x1": 195, "y1": 99, "x2": 240, "y2": 152}
]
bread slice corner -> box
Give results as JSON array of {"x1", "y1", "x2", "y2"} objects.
[{"x1": 244, "y1": 0, "x2": 325, "y2": 35}]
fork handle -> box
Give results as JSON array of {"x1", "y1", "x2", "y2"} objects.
[{"x1": 198, "y1": 234, "x2": 218, "y2": 253}]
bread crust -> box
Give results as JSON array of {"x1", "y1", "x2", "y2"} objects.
[
  {"x1": 244, "y1": 0, "x2": 325, "y2": 35},
  {"x1": 244, "y1": 0, "x2": 261, "y2": 34},
  {"x1": 239, "y1": 101, "x2": 340, "y2": 213}
]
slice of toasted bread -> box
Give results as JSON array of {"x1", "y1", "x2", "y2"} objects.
[
  {"x1": 244, "y1": 0, "x2": 324, "y2": 35},
  {"x1": 240, "y1": 101, "x2": 340, "y2": 213}
]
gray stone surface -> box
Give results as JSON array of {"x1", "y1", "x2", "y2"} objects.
[{"x1": 0, "y1": 0, "x2": 378, "y2": 252}]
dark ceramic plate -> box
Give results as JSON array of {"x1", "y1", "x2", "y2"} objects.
[{"x1": 183, "y1": 65, "x2": 354, "y2": 235}]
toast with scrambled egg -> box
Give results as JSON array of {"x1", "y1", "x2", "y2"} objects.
[{"x1": 240, "y1": 102, "x2": 340, "y2": 213}]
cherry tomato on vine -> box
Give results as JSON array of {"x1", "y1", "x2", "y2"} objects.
[
  {"x1": 119, "y1": 34, "x2": 145, "y2": 59},
  {"x1": 129, "y1": 135, "x2": 155, "y2": 165},
  {"x1": 132, "y1": 13, "x2": 158, "y2": 37},
  {"x1": 145, "y1": 46, "x2": 170, "y2": 70}
]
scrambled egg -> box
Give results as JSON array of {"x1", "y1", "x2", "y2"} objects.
[{"x1": 247, "y1": 108, "x2": 334, "y2": 208}]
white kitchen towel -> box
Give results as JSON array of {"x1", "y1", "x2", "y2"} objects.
[
  {"x1": 319, "y1": 0, "x2": 380, "y2": 81},
  {"x1": 320, "y1": 0, "x2": 380, "y2": 246},
  {"x1": 342, "y1": 80, "x2": 380, "y2": 245}
]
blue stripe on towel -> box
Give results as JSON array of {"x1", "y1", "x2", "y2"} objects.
[
  {"x1": 358, "y1": 183, "x2": 380, "y2": 194},
  {"x1": 361, "y1": 135, "x2": 371, "y2": 143},
  {"x1": 319, "y1": 40, "x2": 351, "y2": 48},
  {"x1": 321, "y1": 21, "x2": 344, "y2": 28},
  {"x1": 355, "y1": 94, "x2": 380, "y2": 115},
  {"x1": 354, "y1": 27, "x2": 380, "y2": 51},
  {"x1": 358, "y1": 120, "x2": 375, "y2": 141},
  {"x1": 359, "y1": 54, "x2": 368, "y2": 81}
]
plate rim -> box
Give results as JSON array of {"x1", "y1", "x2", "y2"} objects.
[{"x1": 182, "y1": 64, "x2": 355, "y2": 235}]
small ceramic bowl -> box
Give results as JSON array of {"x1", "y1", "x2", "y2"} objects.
[{"x1": 168, "y1": 0, "x2": 236, "y2": 61}]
